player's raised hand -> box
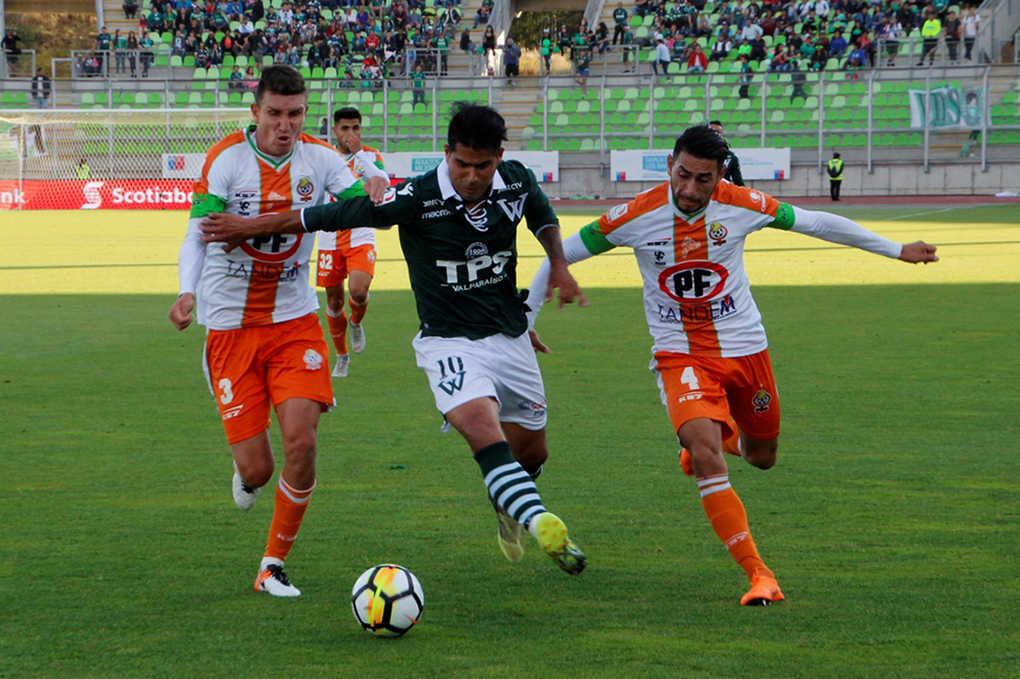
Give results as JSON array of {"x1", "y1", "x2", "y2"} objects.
[
  {"x1": 899, "y1": 241, "x2": 939, "y2": 264},
  {"x1": 363, "y1": 175, "x2": 389, "y2": 204},
  {"x1": 546, "y1": 259, "x2": 589, "y2": 310},
  {"x1": 169, "y1": 293, "x2": 195, "y2": 330},
  {"x1": 201, "y1": 212, "x2": 259, "y2": 253}
]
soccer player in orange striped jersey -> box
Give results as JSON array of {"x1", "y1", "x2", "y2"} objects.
[
  {"x1": 316, "y1": 107, "x2": 386, "y2": 378},
  {"x1": 168, "y1": 66, "x2": 389, "y2": 597},
  {"x1": 528, "y1": 125, "x2": 938, "y2": 605}
]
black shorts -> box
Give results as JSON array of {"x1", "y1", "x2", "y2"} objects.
[{"x1": 506, "y1": 63, "x2": 519, "y2": 77}]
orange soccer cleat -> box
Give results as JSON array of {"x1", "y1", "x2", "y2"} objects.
[{"x1": 740, "y1": 568, "x2": 785, "y2": 606}]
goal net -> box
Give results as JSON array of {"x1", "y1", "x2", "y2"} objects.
[{"x1": 0, "y1": 109, "x2": 253, "y2": 210}]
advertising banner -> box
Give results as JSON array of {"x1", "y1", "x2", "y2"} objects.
[
  {"x1": 381, "y1": 151, "x2": 559, "y2": 182},
  {"x1": 161, "y1": 153, "x2": 207, "y2": 179},
  {"x1": 0, "y1": 179, "x2": 195, "y2": 210},
  {"x1": 610, "y1": 148, "x2": 791, "y2": 182},
  {"x1": 908, "y1": 85, "x2": 989, "y2": 129}
]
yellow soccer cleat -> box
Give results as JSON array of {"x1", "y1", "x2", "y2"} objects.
[{"x1": 534, "y1": 512, "x2": 587, "y2": 575}]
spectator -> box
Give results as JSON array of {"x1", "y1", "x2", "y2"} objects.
[
  {"x1": 2, "y1": 29, "x2": 23, "y2": 66},
  {"x1": 124, "y1": 0, "x2": 138, "y2": 20},
  {"x1": 31, "y1": 68, "x2": 51, "y2": 109},
  {"x1": 828, "y1": 29, "x2": 847, "y2": 58},
  {"x1": 228, "y1": 64, "x2": 245, "y2": 90},
  {"x1": 620, "y1": 25, "x2": 636, "y2": 72},
  {"x1": 749, "y1": 33, "x2": 767, "y2": 61},
  {"x1": 557, "y1": 25, "x2": 571, "y2": 59},
  {"x1": 613, "y1": 2, "x2": 629, "y2": 45},
  {"x1": 139, "y1": 30, "x2": 154, "y2": 77},
  {"x1": 411, "y1": 62, "x2": 427, "y2": 104},
  {"x1": 769, "y1": 43, "x2": 790, "y2": 71},
  {"x1": 474, "y1": 5, "x2": 490, "y2": 29},
  {"x1": 540, "y1": 28, "x2": 553, "y2": 74},
  {"x1": 710, "y1": 32, "x2": 732, "y2": 61},
  {"x1": 126, "y1": 31, "x2": 139, "y2": 77},
  {"x1": 502, "y1": 37, "x2": 521, "y2": 87},
  {"x1": 687, "y1": 41, "x2": 707, "y2": 72},
  {"x1": 944, "y1": 10, "x2": 961, "y2": 62},
  {"x1": 574, "y1": 45, "x2": 590, "y2": 95},
  {"x1": 653, "y1": 36, "x2": 671, "y2": 75},
  {"x1": 635, "y1": 0, "x2": 651, "y2": 19},
  {"x1": 790, "y1": 60, "x2": 808, "y2": 98},
  {"x1": 95, "y1": 26, "x2": 113, "y2": 73},
  {"x1": 483, "y1": 25, "x2": 497, "y2": 74},
  {"x1": 740, "y1": 19, "x2": 763, "y2": 42},
  {"x1": 595, "y1": 22, "x2": 610, "y2": 55},
  {"x1": 917, "y1": 10, "x2": 941, "y2": 66},
  {"x1": 113, "y1": 29, "x2": 127, "y2": 75},
  {"x1": 738, "y1": 54, "x2": 753, "y2": 98},
  {"x1": 244, "y1": 65, "x2": 259, "y2": 88},
  {"x1": 962, "y1": 6, "x2": 979, "y2": 61}
]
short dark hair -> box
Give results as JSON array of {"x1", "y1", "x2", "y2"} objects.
[
  {"x1": 673, "y1": 125, "x2": 730, "y2": 171},
  {"x1": 255, "y1": 65, "x2": 306, "y2": 104},
  {"x1": 447, "y1": 102, "x2": 507, "y2": 155},
  {"x1": 333, "y1": 106, "x2": 362, "y2": 124},
  {"x1": 709, "y1": 119, "x2": 723, "y2": 127}
]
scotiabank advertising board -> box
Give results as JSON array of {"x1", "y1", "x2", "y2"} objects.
[{"x1": 0, "y1": 180, "x2": 195, "y2": 210}]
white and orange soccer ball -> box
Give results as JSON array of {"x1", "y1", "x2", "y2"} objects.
[{"x1": 351, "y1": 564, "x2": 424, "y2": 637}]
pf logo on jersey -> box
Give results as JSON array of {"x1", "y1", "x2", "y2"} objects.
[
  {"x1": 296, "y1": 177, "x2": 315, "y2": 202},
  {"x1": 658, "y1": 260, "x2": 728, "y2": 304},
  {"x1": 752, "y1": 389, "x2": 772, "y2": 413},
  {"x1": 708, "y1": 222, "x2": 728, "y2": 246}
]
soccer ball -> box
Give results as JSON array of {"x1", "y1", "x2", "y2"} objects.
[{"x1": 351, "y1": 564, "x2": 424, "y2": 637}]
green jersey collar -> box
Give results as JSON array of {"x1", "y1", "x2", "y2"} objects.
[
  {"x1": 245, "y1": 125, "x2": 294, "y2": 169},
  {"x1": 667, "y1": 182, "x2": 707, "y2": 222}
]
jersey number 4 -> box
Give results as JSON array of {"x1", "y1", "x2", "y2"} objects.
[{"x1": 681, "y1": 366, "x2": 700, "y2": 392}]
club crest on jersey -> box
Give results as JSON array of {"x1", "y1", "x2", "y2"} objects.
[
  {"x1": 353, "y1": 162, "x2": 366, "y2": 178},
  {"x1": 607, "y1": 203, "x2": 628, "y2": 222},
  {"x1": 296, "y1": 177, "x2": 315, "y2": 202},
  {"x1": 752, "y1": 389, "x2": 772, "y2": 413},
  {"x1": 367, "y1": 248, "x2": 377, "y2": 263},
  {"x1": 708, "y1": 222, "x2": 728, "y2": 246},
  {"x1": 658, "y1": 260, "x2": 728, "y2": 304},
  {"x1": 680, "y1": 237, "x2": 700, "y2": 259},
  {"x1": 303, "y1": 349, "x2": 324, "y2": 370},
  {"x1": 465, "y1": 242, "x2": 488, "y2": 259},
  {"x1": 496, "y1": 193, "x2": 528, "y2": 222}
]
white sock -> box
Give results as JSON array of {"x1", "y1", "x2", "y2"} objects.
[{"x1": 260, "y1": 556, "x2": 284, "y2": 570}]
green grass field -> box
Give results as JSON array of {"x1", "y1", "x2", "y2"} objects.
[{"x1": 1, "y1": 205, "x2": 1018, "y2": 678}]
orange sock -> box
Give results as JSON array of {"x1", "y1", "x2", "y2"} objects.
[
  {"x1": 698, "y1": 475, "x2": 769, "y2": 580},
  {"x1": 326, "y1": 307, "x2": 348, "y2": 356},
  {"x1": 349, "y1": 294, "x2": 368, "y2": 325},
  {"x1": 264, "y1": 476, "x2": 315, "y2": 562}
]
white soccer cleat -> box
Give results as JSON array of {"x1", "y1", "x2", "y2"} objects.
[
  {"x1": 232, "y1": 470, "x2": 259, "y2": 510},
  {"x1": 332, "y1": 354, "x2": 350, "y2": 378},
  {"x1": 349, "y1": 321, "x2": 366, "y2": 354},
  {"x1": 254, "y1": 563, "x2": 301, "y2": 597}
]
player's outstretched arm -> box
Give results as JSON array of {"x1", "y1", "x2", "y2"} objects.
[
  {"x1": 898, "y1": 240, "x2": 939, "y2": 264},
  {"x1": 535, "y1": 225, "x2": 589, "y2": 310},
  {"x1": 201, "y1": 210, "x2": 305, "y2": 252}
]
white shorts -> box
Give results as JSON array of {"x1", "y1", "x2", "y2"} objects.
[{"x1": 412, "y1": 332, "x2": 548, "y2": 430}]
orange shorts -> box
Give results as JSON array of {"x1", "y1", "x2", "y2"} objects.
[
  {"x1": 654, "y1": 349, "x2": 780, "y2": 441},
  {"x1": 316, "y1": 243, "x2": 377, "y2": 288},
  {"x1": 204, "y1": 313, "x2": 335, "y2": 444}
]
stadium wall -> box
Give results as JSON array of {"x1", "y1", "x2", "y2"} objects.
[{"x1": 551, "y1": 157, "x2": 1020, "y2": 199}]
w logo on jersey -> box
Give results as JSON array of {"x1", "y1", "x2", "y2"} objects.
[
  {"x1": 497, "y1": 193, "x2": 528, "y2": 222},
  {"x1": 436, "y1": 356, "x2": 466, "y2": 395}
]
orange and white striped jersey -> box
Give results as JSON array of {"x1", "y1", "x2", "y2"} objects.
[
  {"x1": 588, "y1": 181, "x2": 784, "y2": 357},
  {"x1": 316, "y1": 144, "x2": 384, "y2": 252},
  {"x1": 182, "y1": 126, "x2": 362, "y2": 331},
  {"x1": 527, "y1": 180, "x2": 901, "y2": 358}
]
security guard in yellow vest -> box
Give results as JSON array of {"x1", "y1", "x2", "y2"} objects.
[
  {"x1": 827, "y1": 152, "x2": 843, "y2": 201},
  {"x1": 918, "y1": 11, "x2": 942, "y2": 66},
  {"x1": 76, "y1": 159, "x2": 91, "y2": 180}
]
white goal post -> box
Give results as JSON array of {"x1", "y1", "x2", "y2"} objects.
[{"x1": 0, "y1": 109, "x2": 253, "y2": 210}]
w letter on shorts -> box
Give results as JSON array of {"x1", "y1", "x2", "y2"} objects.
[{"x1": 654, "y1": 349, "x2": 780, "y2": 441}]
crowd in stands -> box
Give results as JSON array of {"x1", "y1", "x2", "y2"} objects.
[
  {"x1": 112, "y1": 0, "x2": 494, "y2": 82},
  {"x1": 542, "y1": 0, "x2": 980, "y2": 84}
]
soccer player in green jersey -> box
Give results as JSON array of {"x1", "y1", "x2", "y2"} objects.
[{"x1": 200, "y1": 104, "x2": 589, "y2": 576}]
